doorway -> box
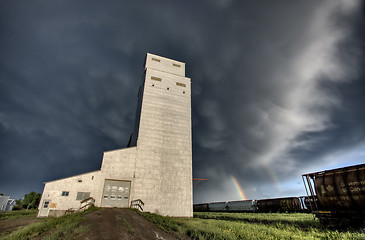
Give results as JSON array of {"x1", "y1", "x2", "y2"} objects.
[
  {"x1": 38, "y1": 199, "x2": 50, "y2": 217},
  {"x1": 101, "y1": 180, "x2": 131, "y2": 208}
]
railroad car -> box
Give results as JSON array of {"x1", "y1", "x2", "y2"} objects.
[
  {"x1": 226, "y1": 200, "x2": 257, "y2": 212},
  {"x1": 193, "y1": 198, "x2": 302, "y2": 213},
  {"x1": 256, "y1": 197, "x2": 301, "y2": 212},
  {"x1": 193, "y1": 203, "x2": 209, "y2": 212},
  {"x1": 303, "y1": 196, "x2": 321, "y2": 210},
  {"x1": 208, "y1": 201, "x2": 227, "y2": 212},
  {"x1": 302, "y1": 163, "x2": 365, "y2": 227}
]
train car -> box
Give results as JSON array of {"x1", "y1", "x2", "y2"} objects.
[
  {"x1": 302, "y1": 163, "x2": 365, "y2": 227},
  {"x1": 226, "y1": 200, "x2": 257, "y2": 212},
  {"x1": 208, "y1": 201, "x2": 227, "y2": 212},
  {"x1": 257, "y1": 197, "x2": 301, "y2": 212},
  {"x1": 303, "y1": 196, "x2": 321, "y2": 210},
  {"x1": 193, "y1": 203, "x2": 209, "y2": 212},
  {"x1": 298, "y1": 196, "x2": 309, "y2": 212}
]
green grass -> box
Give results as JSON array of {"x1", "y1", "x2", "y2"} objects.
[
  {"x1": 137, "y1": 211, "x2": 365, "y2": 240},
  {"x1": 194, "y1": 212, "x2": 320, "y2": 229},
  {"x1": 120, "y1": 216, "x2": 135, "y2": 234},
  {"x1": 1, "y1": 207, "x2": 98, "y2": 240},
  {"x1": 0, "y1": 209, "x2": 38, "y2": 220}
]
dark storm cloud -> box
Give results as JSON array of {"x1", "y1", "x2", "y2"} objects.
[{"x1": 0, "y1": 0, "x2": 364, "y2": 202}]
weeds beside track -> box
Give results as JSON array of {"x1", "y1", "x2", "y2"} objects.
[{"x1": 138, "y1": 211, "x2": 365, "y2": 239}]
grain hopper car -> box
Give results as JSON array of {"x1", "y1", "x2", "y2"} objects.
[{"x1": 302, "y1": 163, "x2": 365, "y2": 227}]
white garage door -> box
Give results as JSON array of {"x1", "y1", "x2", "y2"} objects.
[{"x1": 101, "y1": 180, "x2": 131, "y2": 208}]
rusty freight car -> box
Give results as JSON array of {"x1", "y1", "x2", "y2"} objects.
[{"x1": 302, "y1": 163, "x2": 365, "y2": 228}]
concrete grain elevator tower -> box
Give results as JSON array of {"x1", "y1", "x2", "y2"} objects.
[
  {"x1": 38, "y1": 53, "x2": 193, "y2": 217},
  {"x1": 130, "y1": 53, "x2": 193, "y2": 216}
]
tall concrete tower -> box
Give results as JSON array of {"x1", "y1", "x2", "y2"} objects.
[
  {"x1": 133, "y1": 53, "x2": 192, "y2": 216},
  {"x1": 38, "y1": 53, "x2": 193, "y2": 217}
]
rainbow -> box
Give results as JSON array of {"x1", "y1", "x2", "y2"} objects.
[
  {"x1": 263, "y1": 165, "x2": 283, "y2": 194},
  {"x1": 231, "y1": 175, "x2": 247, "y2": 200}
]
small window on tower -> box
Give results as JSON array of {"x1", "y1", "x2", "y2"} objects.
[
  {"x1": 173, "y1": 63, "x2": 180, "y2": 67},
  {"x1": 152, "y1": 58, "x2": 160, "y2": 62},
  {"x1": 176, "y1": 82, "x2": 186, "y2": 87},
  {"x1": 62, "y1": 191, "x2": 69, "y2": 196},
  {"x1": 151, "y1": 76, "x2": 161, "y2": 81}
]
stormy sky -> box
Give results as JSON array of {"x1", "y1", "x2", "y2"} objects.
[{"x1": 0, "y1": 0, "x2": 364, "y2": 203}]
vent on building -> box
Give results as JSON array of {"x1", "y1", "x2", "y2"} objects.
[
  {"x1": 173, "y1": 63, "x2": 180, "y2": 67},
  {"x1": 151, "y1": 76, "x2": 161, "y2": 81},
  {"x1": 152, "y1": 58, "x2": 160, "y2": 62},
  {"x1": 76, "y1": 192, "x2": 90, "y2": 200},
  {"x1": 176, "y1": 82, "x2": 186, "y2": 87},
  {"x1": 78, "y1": 179, "x2": 82, "y2": 183}
]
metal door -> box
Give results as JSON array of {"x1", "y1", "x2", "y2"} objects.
[
  {"x1": 38, "y1": 199, "x2": 50, "y2": 217},
  {"x1": 101, "y1": 180, "x2": 131, "y2": 208}
]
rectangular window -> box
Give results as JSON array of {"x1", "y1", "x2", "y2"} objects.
[
  {"x1": 76, "y1": 192, "x2": 90, "y2": 200},
  {"x1": 173, "y1": 63, "x2": 180, "y2": 67},
  {"x1": 152, "y1": 58, "x2": 160, "y2": 62},
  {"x1": 61, "y1": 191, "x2": 69, "y2": 196},
  {"x1": 176, "y1": 82, "x2": 186, "y2": 87},
  {"x1": 151, "y1": 76, "x2": 161, "y2": 81}
]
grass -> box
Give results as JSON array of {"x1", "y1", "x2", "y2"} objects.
[
  {"x1": 120, "y1": 216, "x2": 135, "y2": 234},
  {"x1": 194, "y1": 212, "x2": 320, "y2": 229},
  {"x1": 0, "y1": 209, "x2": 38, "y2": 220},
  {"x1": 1, "y1": 207, "x2": 98, "y2": 240},
  {"x1": 136, "y1": 211, "x2": 365, "y2": 240},
  {"x1": 3, "y1": 208, "x2": 364, "y2": 239}
]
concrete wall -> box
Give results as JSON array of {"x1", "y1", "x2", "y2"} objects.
[
  {"x1": 101, "y1": 147, "x2": 137, "y2": 179},
  {"x1": 145, "y1": 53, "x2": 185, "y2": 77},
  {"x1": 132, "y1": 53, "x2": 192, "y2": 217},
  {"x1": 38, "y1": 171, "x2": 103, "y2": 216}
]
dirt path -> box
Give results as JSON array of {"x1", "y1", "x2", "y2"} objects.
[
  {"x1": 0, "y1": 218, "x2": 40, "y2": 236},
  {"x1": 76, "y1": 208, "x2": 185, "y2": 240}
]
